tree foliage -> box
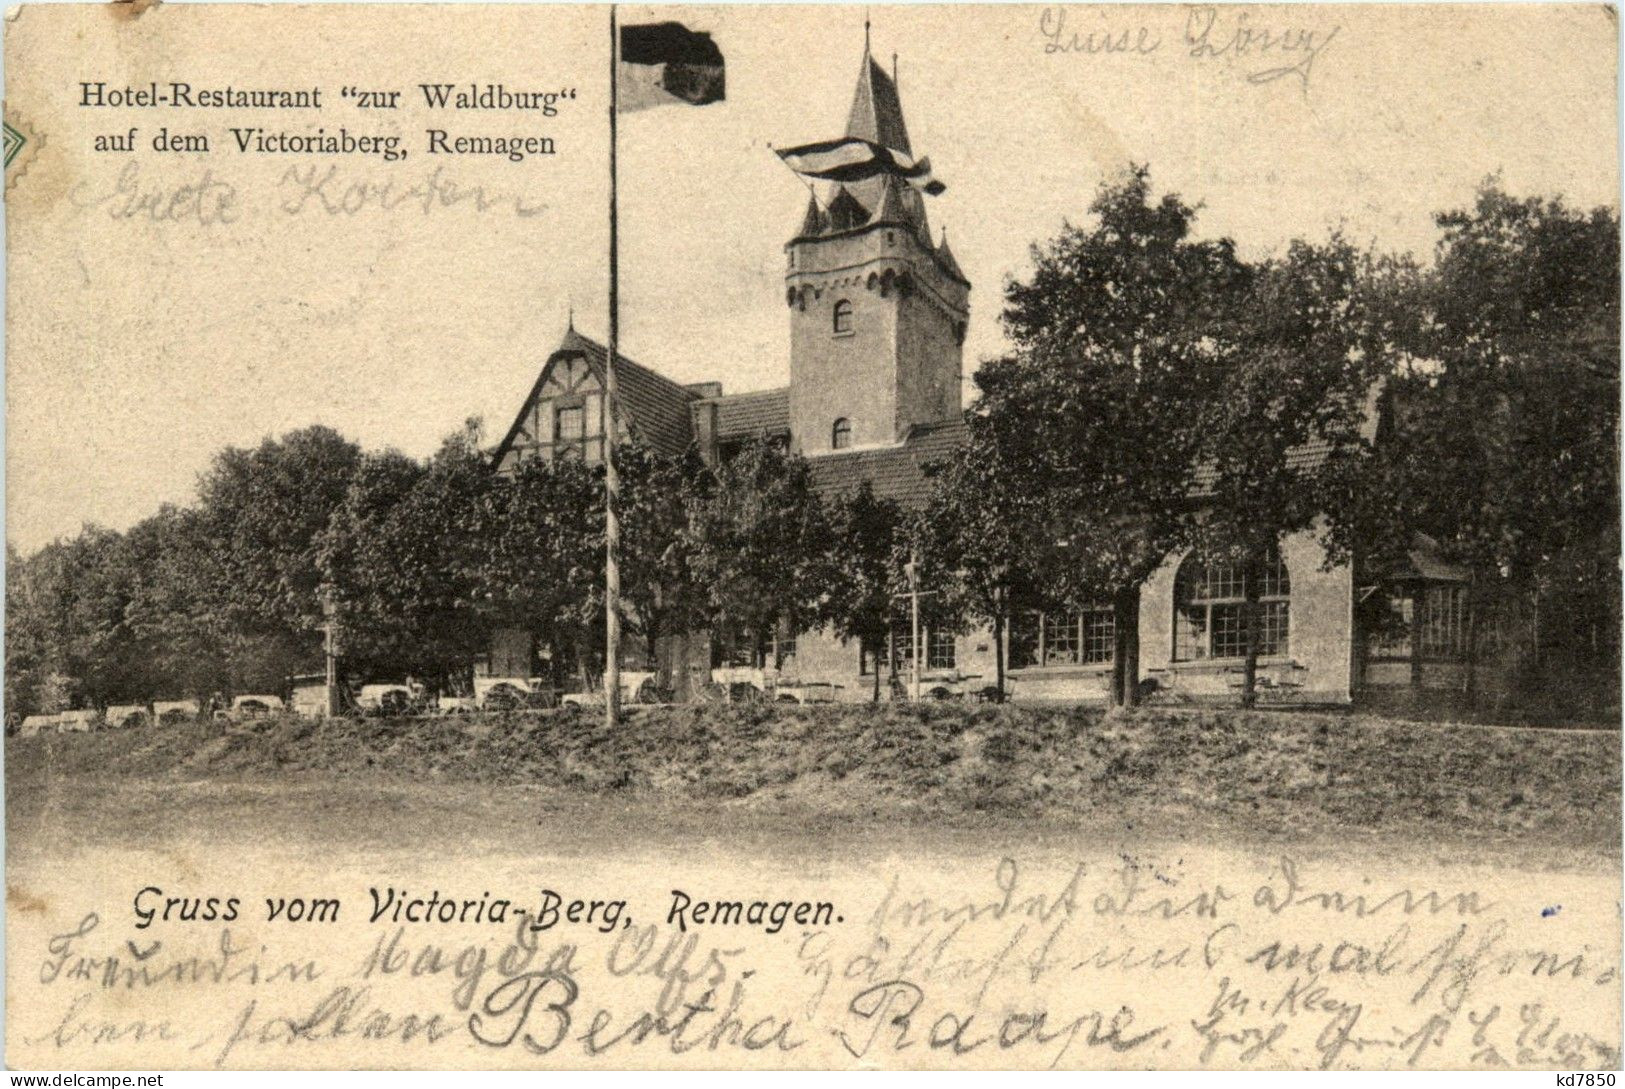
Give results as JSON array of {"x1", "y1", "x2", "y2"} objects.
[
  {"x1": 1327, "y1": 182, "x2": 1621, "y2": 698},
  {"x1": 686, "y1": 438, "x2": 828, "y2": 668},
  {"x1": 1189, "y1": 236, "x2": 1419, "y2": 702},
  {"x1": 6, "y1": 176, "x2": 1615, "y2": 722},
  {"x1": 818, "y1": 483, "x2": 907, "y2": 700},
  {"x1": 614, "y1": 443, "x2": 712, "y2": 669},
  {"x1": 977, "y1": 165, "x2": 1252, "y2": 704}
]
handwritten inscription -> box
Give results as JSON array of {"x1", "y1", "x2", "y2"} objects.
[
  {"x1": 68, "y1": 160, "x2": 547, "y2": 224},
  {"x1": 16, "y1": 855, "x2": 1620, "y2": 1069},
  {"x1": 1039, "y1": 6, "x2": 1342, "y2": 90}
]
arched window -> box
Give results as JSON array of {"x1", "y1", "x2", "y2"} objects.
[
  {"x1": 831, "y1": 417, "x2": 852, "y2": 450},
  {"x1": 832, "y1": 298, "x2": 854, "y2": 335},
  {"x1": 1173, "y1": 546, "x2": 1291, "y2": 661}
]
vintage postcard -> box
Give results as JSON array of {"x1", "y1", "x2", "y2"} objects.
[{"x1": 4, "y1": 1, "x2": 1620, "y2": 1073}]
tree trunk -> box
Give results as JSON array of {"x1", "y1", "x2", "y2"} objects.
[
  {"x1": 1463, "y1": 573, "x2": 1480, "y2": 710},
  {"x1": 1109, "y1": 599, "x2": 1126, "y2": 710},
  {"x1": 1111, "y1": 586, "x2": 1139, "y2": 708},
  {"x1": 1408, "y1": 584, "x2": 1424, "y2": 692},
  {"x1": 1120, "y1": 587, "x2": 1141, "y2": 708},
  {"x1": 871, "y1": 640, "x2": 881, "y2": 703},
  {"x1": 993, "y1": 610, "x2": 1006, "y2": 703},
  {"x1": 885, "y1": 629, "x2": 897, "y2": 701},
  {"x1": 1241, "y1": 553, "x2": 1263, "y2": 709}
]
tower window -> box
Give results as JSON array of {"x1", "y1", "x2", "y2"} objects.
[
  {"x1": 832, "y1": 417, "x2": 852, "y2": 450},
  {"x1": 833, "y1": 299, "x2": 854, "y2": 335}
]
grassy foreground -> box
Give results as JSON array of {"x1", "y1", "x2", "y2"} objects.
[{"x1": 7, "y1": 704, "x2": 1619, "y2": 847}]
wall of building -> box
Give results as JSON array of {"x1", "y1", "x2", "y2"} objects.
[
  {"x1": 787, "y1": 232, "x2": 900, "y2": 454},
  {"x1": 783, "y1": 527, "x2": 1356, "y2": 706},
  {"x1": 786, "y1": 228, "x2": 968, "y2": 454},
  {"x1": 893, "y1": 270, "x2": 964, "y2": 435},
  {"x1": 1137, "y1": 527, "x2": 1353, "y2": 703}
]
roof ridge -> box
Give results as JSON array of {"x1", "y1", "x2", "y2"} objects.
[
  {"x1": 846, "y1": 50, "x2": 911, "y2": 155},
  {"x1": 706, "y1": 385, "x2": 789, "y2": 403},
  {"x1": 560, "y1": 328, "x2": 702, "y2": 403}
]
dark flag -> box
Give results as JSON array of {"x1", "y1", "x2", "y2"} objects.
[{"x1": 618, "y1": 22, "x2": 725, "y2": 111}]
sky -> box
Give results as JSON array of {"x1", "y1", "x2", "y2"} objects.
[{"x1": 5, "y1": 2, "x2": 1619, "y2": 554}]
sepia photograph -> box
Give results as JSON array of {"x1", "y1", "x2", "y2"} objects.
[{"x1": 2, "y1": 1, "x2": 1620, "y2": 1073}]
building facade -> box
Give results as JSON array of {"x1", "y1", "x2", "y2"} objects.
[{"x1": 487, "y1": 36, "x2": 1462, "y2": 707}]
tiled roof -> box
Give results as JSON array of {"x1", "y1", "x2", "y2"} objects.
[
  {"x1": 807, "y1": 417, "x2": 969, "y2": 508},
  {"x1": 1190, "y1": 437, "x2": 1335, "y2": 495},
  {"x1": 561, "y1": 329, "x2": 700, "y2": 457},
  {"x1": 847, "y1": 53, "x2": 911, "y2": 155},
  {"x1": 841, "y1": 50, "x2": 929, "y2": 239},
  {"x1": 707, "y1": 387, "x2": 790, "y2": 439},
  {"x1": 803, "y1": 418, "x2": 1337, "y2": 510},
  {"x1": 494, "y1": 329, "x2": 700, "y2": 463}
]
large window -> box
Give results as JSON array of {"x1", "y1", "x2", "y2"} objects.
[
  {"x1": 833, "y1": 299, "x2": 854, "y2": 335},
  {"x1": 1173, "y1": 548, "x2": 1291, "y2": 661},
  {"x1": 714, "y1": 622, "x2": 797, "y2": 670},
  {"x1": 774, "y1": 629, "x2": 797, "y2": 669},
  {"x1": 1368, "y1": 591, "x2": 1413, "y2": 659},
  {"x1": 886, "y1": 615, "x2": 955, "y2": 672},
  {"x1": 889, "y1": 622, "x2": 913, "y2": 674},
  {"x1": 1009, "y1": 608, "x2": 1115, "y2": 668},
  {"x1": 1366, "y1": 583, "x2": 1470, "y2": 662}
]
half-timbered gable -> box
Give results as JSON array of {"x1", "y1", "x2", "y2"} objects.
[{"x1": 491, "y1": 327, "x2": 704, "y2": 472}]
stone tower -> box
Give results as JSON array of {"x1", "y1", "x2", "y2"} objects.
[{"x1": 784, "y1": 38, "x2": 970, "y2": 455}]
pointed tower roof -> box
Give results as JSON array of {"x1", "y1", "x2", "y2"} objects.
[
  {"x1": 869, "y1": 173, "x2": 930, "y2": 239},
  {"x1": 846, "y1": 43, "x2": 911, "y2": 155},
  {"x1": 840, "y1": 32, "x2": 916, "y2": 228},
  {"x1": 825, "y1": 184, "x2": 870, "y2": 232},
  {"x1": 796, "y1": 192, "x2": 827, "y2": 238},
  {"x1": 872, "y1": 173, "x2": 910, "y2": 224},
  {"x1": 936, "y1": 229, "x2": 968, "y2": 285}
]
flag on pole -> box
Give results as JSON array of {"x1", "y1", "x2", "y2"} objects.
[
  {"x1": 775, "y1": 136, "x2": 946, "y2": 195},
  {"x1": 618, "y1": 22, "x2": 725, "y2": 112},
  {"x1": 604, "y1": 14, "x2": 723, "y2": 731}
]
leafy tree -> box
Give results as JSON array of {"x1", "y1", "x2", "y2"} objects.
[
  {"x1": 6, "y1": 541, "x2": 64, "y2": 717},
  {"x1": 122, "y1": 505, "x2": 235, "y2": 700},
  {"x1": 196, "y1": 425, "x2": 363, "y2": 689},
  {"x1": 916, "y1": 424, "x2": 1049, "y2": 702},
  {"x1": 993, "y1": 165, "x2": 1251, "y2": 705},
  {"x1": 818, "y1": 483, "x2": 907, "y2": 701},
  {"x1": 1328, "y1": 181, "x2": 1620, "y2": 705},
  {"x1": 687, "y1": 439, "x2": 829, "y2": 669},
  {"x1": 315, "y1": 435, "x2": 494, "y2": 692},
  {"x1": 320, "y1": 433, "x2": 503, "y2": 692},
  {"x1": 1189, "y1": 236, "x2": 1417, "y2": 704},
  {"x1": 481, "y1": 453, "x2": 604, "y2": 689},
  {"x1": 319, "y1": 449, "x2": 429, "y2": 683},
  {"x1": 614, "y1": 442, "x2": 712, "y2": 678}
]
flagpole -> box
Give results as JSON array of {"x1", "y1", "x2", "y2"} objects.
[
  {"x1": 605, "y1": 3, "x2": 623, "y2": 731},
  {"x1": 767, "y1": 142, "x2": 826, "y2": 211}
]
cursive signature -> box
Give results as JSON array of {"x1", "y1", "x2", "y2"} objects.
[{"x1": 1184, "y1": 6, "x2": 1341, "y2": 90}]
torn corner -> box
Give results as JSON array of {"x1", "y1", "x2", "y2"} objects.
[{"x1": 110, "y1": 0, "x2": 161, "y2": 21}]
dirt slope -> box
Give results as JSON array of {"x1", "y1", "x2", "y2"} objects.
[{"x1": 7, "y1": 705, "x2": 1618, "y2": 845}]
